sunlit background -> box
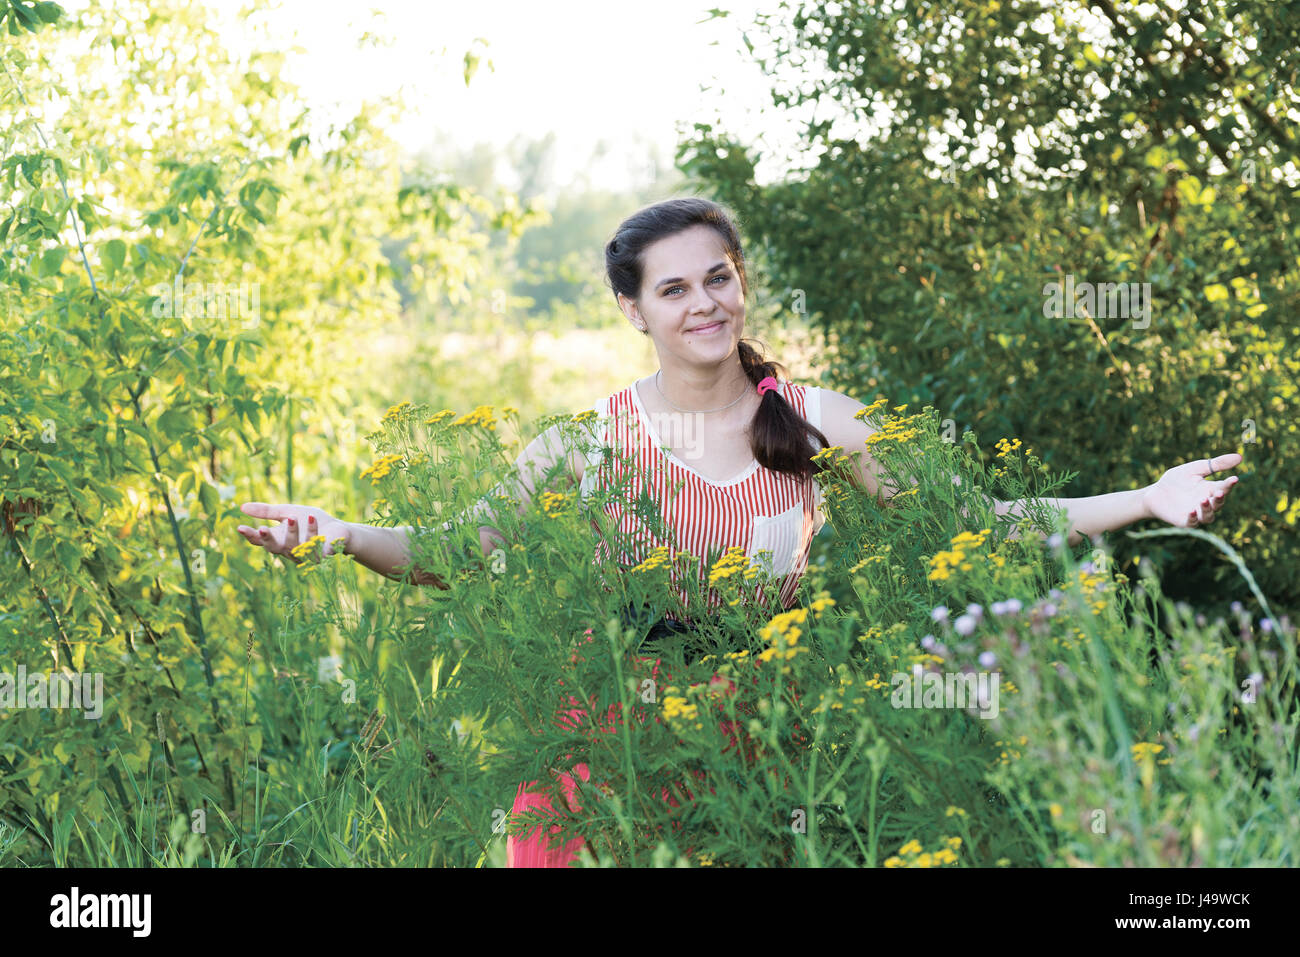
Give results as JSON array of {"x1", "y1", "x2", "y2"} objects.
[
  {"x1": 36, "y1": 0, "x2": 832, "y2": 423},
  {"x1": 246, "y1": 0, "x2": 832, "y2": 410}
]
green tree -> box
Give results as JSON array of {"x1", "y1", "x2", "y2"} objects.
[
  {"x1": 678, "y1": 0, "x2": 1299, "y2": 614},
  {"x1": 0, "y1": 0, "x2": 532, "y2": 852}
]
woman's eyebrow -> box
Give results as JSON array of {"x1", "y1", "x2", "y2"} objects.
[{"x1": 654, "y1": 260, "x2": 729, "y2": 291}]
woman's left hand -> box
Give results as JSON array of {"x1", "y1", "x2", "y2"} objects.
[{"x1": 1142, "y1": 452, "x2": 1243, "y2": 528}]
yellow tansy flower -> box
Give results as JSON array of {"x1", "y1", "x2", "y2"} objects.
[
  {"x1": 382, "y1": 401, "x2": 412, "y2": 423},
  {"x1": 453, "y1": 405, "x2": 498, "y2": 430},
  {"x1": 360, "y1": 453, "x2": 404, "y2": 485}
]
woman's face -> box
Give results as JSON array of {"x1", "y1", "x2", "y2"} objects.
[{"x1": 617, "y1": 224, "x2": 746, "y2": 369}]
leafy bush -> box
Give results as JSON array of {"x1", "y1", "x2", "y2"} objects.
[
  {"x1": 0, "y1": 0, "x2": 532, "y2": 862},
  {"x1": 677, "y1": 0, "x2": 1300, "y2": 615},
  {"x1": 193, "y1": 398, "x2": 1295, "y2": 867}
]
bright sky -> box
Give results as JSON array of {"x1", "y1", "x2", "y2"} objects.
[{"x1": 206, "y1": 0, "x2": 819, "y2": 192}]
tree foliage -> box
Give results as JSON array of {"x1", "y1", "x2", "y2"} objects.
[
  {"x1": 0, "y1": 0, "x2": 536, "y2": 844},
  {"x1": 679, "y1": 0, "x2": 1299, "y2": 613}
]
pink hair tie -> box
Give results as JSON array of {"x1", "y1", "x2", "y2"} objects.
[{"x1": 756, "y1": 375, "x2": 779, "y2": 396}]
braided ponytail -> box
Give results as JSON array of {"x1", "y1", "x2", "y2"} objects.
[{"x1": 737, "y1": 337, "x2": 829, "y2": 482}]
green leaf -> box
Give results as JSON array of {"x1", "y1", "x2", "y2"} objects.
[
  {"x1": 35, "y1": 2, "x2": 64, "y2": 24},
  {"x1": 10, "y1": 3, "x2": 37, "y2": 28},
  {"x1": 103, "y1": 238, "x2": 126, "y2": 276},
  {"x1": 198, "y1": 480, "x2": 220, "y2": 516},
  {"x1": 61, "y1": 366, "x2": 92, "y2": 391},
  {"x1": 156, "y1": 408, "x2": 189, "y2": 440},
  {"x1": 39, "y1": 246, "x2": 65, "y2": 276}
]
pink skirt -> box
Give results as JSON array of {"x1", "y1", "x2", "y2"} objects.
[{"x1": 505, "y1": 628, "x2": 789, "y2": 867}]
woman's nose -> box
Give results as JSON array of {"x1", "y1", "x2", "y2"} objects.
[{"x1": 690, "y1": 288, "x2": 716, "y2": 313}]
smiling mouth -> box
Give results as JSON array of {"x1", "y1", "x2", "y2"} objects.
[{"x1": 687, "y1": 320, "x2": 726, "y2": 334}]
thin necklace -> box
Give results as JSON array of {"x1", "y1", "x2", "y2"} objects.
[{"x1": 654, "y1": 369, "x2": 749, "y2": 414}]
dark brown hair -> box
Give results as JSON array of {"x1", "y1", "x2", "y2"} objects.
[{"x1": 604, "y1": 197, "x2": 829, "y2": 481}]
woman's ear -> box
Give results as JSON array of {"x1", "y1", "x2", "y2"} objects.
[{"x1": 617, "y1": 292, "x2": 646, "y2": 332}]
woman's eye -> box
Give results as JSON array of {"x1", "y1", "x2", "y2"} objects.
[{"x1": 665, "y1": 276, "x2": 728, "y2": 296}]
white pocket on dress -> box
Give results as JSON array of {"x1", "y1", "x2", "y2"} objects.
[{"x1": 747, "y1": 501, "x2": 806, "y2": 578}]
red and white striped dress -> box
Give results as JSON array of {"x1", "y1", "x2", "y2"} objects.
[
  {"x1": 505, "y1": 378, "x2": 827, "y2": 867},
  {"x1": 576, "y1": 378, "x2": 827, "y2": 619}
]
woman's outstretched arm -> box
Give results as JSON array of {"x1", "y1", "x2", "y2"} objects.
[
  {"x1": 992, "y1": 453, "x2": 1242, "y2": 546},
  {"x1": 238, "y1": 417, "x2": 589, "y2": 586},
  {"x1": 813, "y1": 389, "x2": 1243, "y2": 545},
  {"x1": 388, "y1": 419, "x2": 588, "y2": 585}
]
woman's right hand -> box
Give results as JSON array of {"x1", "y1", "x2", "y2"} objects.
[{"x1": 237, "y1": 502, "x2": 352, "y2": 562}]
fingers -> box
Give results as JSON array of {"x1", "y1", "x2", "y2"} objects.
[
  {"x1": 308, "y1": 514, "x2": 328, "y2": 555},
  {"x1": 1188, "y1": 488, "x2": 1229, "y2": 527},
  {"x1": 250, "y1": 526, "x2": 277, "y2": 551},
  {"x1": 1184, "y1": 468, "x2": 1241, "y2": 527},
  {"x1": 238, "y1": 510, "x2": 341, "y2": 562},
  {"x1": 236, "y1": 524, "x2": 274, "y2": 546},
  {"x1": 1204, "y1": 453, "x2": 1243, "y2": 476},
  {"x1": 285, "y1": 516, "x2": 302, "y2": 553},
  {"x1": 236, "y1": 525, "x2": 263, "y2": 546},
  {"x1": 235, "y1": 521, "x2": 289, "y2": 556},
  {"x1": 241, "y1": 502, "x2": 289, "y2": 521},
  {"x1": 308, "y1": 516, "x2": 348, "y2": 557},
  {"x1": 1204, "y1": 475, "x2": 1240, "y2": 519},
  {"x1": 238, "y1": 505, "x2": 346, "y2": 562}
]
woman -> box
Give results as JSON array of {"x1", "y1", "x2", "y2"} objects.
[{"x1": 237, "y1": 196, "x2": 1242, "y2": 867}]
